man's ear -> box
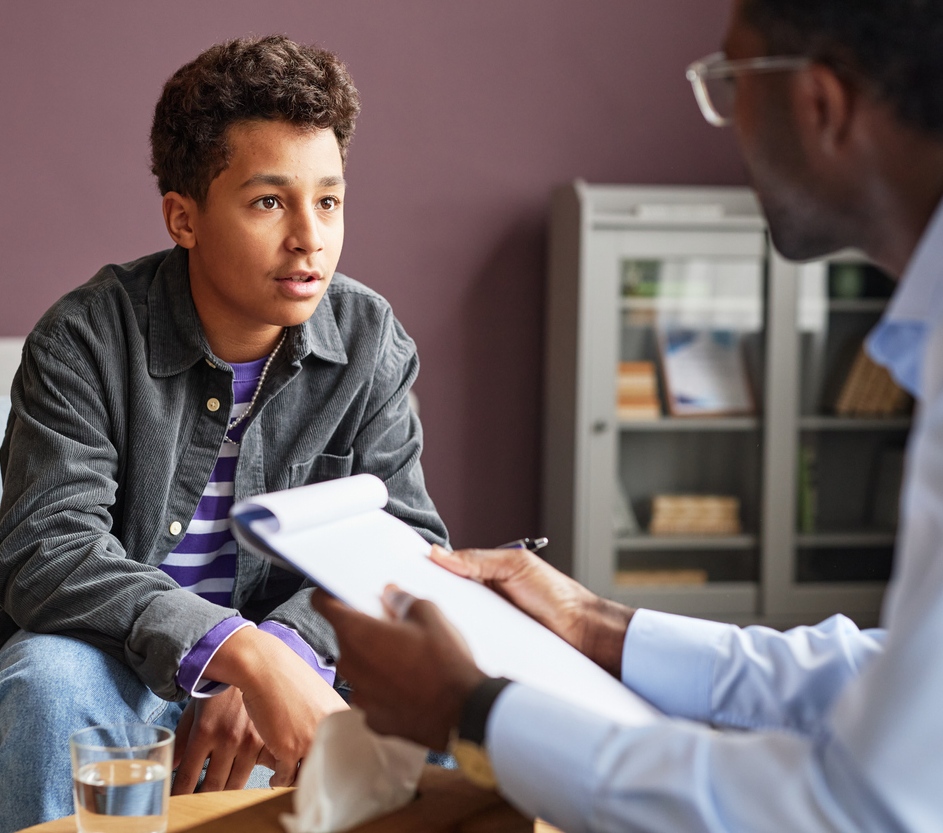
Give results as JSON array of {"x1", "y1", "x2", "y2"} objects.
[
  {"x1": 793, "y1": 63, "x2": 855, "y2": 158},
  {"x1": 162, "y1": 192, "x2": 199, "y2": 249}
]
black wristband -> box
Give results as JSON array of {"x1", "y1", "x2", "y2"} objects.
[{"x1": 458, "y1": 677, "x2": 513, "y2": 745}]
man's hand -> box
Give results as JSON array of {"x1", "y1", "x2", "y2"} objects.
[
  {"x1": 198, "y1": 628, "x2": 348, "y2": 789},
  {"x1": 311, "y1": 586, "x2": 486, "y2": 751},
  {"x1": 430, "y1": 545, "x2": 635, "y2": 677}
]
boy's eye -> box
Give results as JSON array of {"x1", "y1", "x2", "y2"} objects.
[
  {"x1": 255, "y1": 196, "x2": 279, "y2": 210},
  {"x1": 320, "y1": 196, "x2": 340, "y2": 210}
]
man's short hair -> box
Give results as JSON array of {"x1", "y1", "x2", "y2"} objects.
[
  {"x1": 745, "y1": 0, "x2": 943, "y2": 137},
  {"x1": 150, "y1": 35, "x2": 361, "y2": 204}
]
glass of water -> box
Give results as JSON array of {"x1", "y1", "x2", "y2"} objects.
[{"x1": 70, "y1": 723, "x2": 174, "y2": 833}]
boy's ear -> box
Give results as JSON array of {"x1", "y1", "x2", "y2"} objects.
[{"x1": 162, "y1": 192, "x2": 199, "y2": 249}]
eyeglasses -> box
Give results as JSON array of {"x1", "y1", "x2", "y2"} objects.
[{"x1": 685, "y1": 51, "x2": 811, "y2": 127}]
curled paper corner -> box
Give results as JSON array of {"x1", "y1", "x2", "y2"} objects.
[{"x1": 280, "y1": 707, "x2": 428, "y2": 833}]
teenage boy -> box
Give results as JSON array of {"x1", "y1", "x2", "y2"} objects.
[{"x1": 0, "y1": 35, "x2": 447, "y2": 831}]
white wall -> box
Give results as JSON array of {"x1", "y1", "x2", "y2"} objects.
[{"x1": 0, "y1": 339, "x2": 23, "y2": 397}]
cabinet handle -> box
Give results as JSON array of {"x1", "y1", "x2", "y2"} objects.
[{"x1": 591, "y1": 420, "x2": 609, "y2": 434}]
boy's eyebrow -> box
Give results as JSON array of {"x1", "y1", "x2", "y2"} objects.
[{"x1": 239, "y1": 173, "x2": 346, "y2": 189}]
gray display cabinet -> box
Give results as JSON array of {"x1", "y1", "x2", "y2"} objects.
[{"x1": 542, "y1": 182, "x2": 905, "y2": 627}]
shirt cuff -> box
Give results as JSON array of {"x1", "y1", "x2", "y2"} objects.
[
  {"x1": 622, "y1": 608, "x2": 731, "y2": 721},
  {"x1": 258, "y1": 620, "x2": 337, "y2": 687},
  {"x1": 176, "y1": 616, "x2": 256, "y2": 698},
  {"x1": 487, "y1": 683, "x2": 631, "y2": 833}
]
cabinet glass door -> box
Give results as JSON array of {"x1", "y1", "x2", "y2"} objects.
[
  {"x1": 794, "y1": 258, "x2": 908, "y2": 584},
  {"x1": 592, "y1": 225, "x2": 767, "y2": 618}
]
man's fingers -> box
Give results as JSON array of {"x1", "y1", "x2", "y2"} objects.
[
  {"x1": 313, "y1": 589, "x2": 393, "y2": 656},
  {"x1": 310, "y1": 589, "x2": 350, "y2": 622},
  {"x1": 429, "y1": 544, "x2": 530, "y2": 583},
  {"x1": 428, "y1": 544, "x2": 475, "y2": 576},
  {"x1": 380, "y1": 585, "x2": 416, "y2": 620},
  {"x1": 381, "y1": 586, "x2": 452, "y2": 630}
]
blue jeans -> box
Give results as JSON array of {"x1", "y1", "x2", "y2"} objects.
[{"x1": 0, "y1": 631, "x2": 272, "y2": 833}]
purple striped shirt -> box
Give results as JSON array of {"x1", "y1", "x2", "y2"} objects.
[
  {"x1": 160, "y1": 357, "x2": 263, "y2": 603},
  {"x1": 163, "y1": 356, "x2": 336, "y2": 695}
]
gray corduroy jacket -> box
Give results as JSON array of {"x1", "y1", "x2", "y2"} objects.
[{"x1": 0, "y1": 246, "x2": 447, "y2": 700}]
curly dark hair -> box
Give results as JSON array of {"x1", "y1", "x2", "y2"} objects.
[
  {"x1": 744, "y1": 0, "x2": 943, "y2": 137},
  {"x1": 150, "y1": 35, "x2": 361, "y2": 203}
]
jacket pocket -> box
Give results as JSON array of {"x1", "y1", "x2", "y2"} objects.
[{"x1": 289, "y1": 449, "x2": 355, "y2": 487}]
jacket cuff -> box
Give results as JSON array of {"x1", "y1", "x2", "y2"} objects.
[{"x1": 126, "y1": 588, "x2": 242, "y2": 700}]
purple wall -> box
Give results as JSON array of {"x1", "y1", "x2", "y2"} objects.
[{"x1": 0, "y1": 0, "x2": 747, "y2": 547}]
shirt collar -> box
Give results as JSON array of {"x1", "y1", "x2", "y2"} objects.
[
  {"x1": 146, "y1": 246, "x2": 348, "y2": 377},
  {"x1": 866, "y1": 197, "x2": 943, "y2": 398},
  {"x1": 880, "y1": 196, "x2": 943, "y2": 327}
]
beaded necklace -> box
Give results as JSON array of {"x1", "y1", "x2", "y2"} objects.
[{"x1": 223, "y1": 328, "x2": 288, "y2": 446}]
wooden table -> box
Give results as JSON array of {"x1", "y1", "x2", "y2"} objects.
[{"x1": 18, "y1": 767, "x2": 561, "y2": 833}]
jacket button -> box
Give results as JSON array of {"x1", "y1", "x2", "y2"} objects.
[
  {"x1": 169, "y1": 521, "x2": 182, "y2": 536},
  {"x1": 207, "y1": 398, "x2": 221, "y2": 412}
]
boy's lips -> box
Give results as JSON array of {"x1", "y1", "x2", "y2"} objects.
[
  {"x1": 276, "y1": 271, "x2": 322, "y2": 283},
  {"x1": 275, "y1": 271, "x2": 325, "y2": 298}
]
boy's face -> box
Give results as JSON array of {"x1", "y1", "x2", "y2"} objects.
[{"x1": 173, "y1": 119, "x2": 346, "y2": 361}]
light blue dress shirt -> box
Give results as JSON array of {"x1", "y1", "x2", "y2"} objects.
[{"x1": 485, "y1": 200, "x2": 943, "y2": 832}]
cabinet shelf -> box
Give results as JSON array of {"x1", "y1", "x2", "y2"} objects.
[
  {"x1": 796, "y1": 531, "x2": 897, "y2": 548},
  {"x1": 619, "y1": 417, "x2": 759, "y2": 432},
  {"x1": 827, "y1": 299, "x2": 888, "y2": 313},
  {"x1": 620, "y1": 297, "x2": 759, "y2": 314},
  {"x1": 799, "y1": 416, "x2": 910, "y2": 431},
  {"x1": 616, "y1": 533, "x2": 758, "y2": 551}
]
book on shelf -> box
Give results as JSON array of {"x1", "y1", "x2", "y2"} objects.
[
  {"x1": 657, "y1": 327, "x2": 755, "y2": 417},
  {"x1": 616, "y1": 360, "x2": 661, "y2": 420},
  {"x1": 797, "y1": 440, "x2": 818, "y2": 534},
  {"x1": 648, "y1": 494, "x2": 742, "y2": 536},
  {"x1": 833, "y1": 343, "x2": 912, "y2": 417},
  {"x1": 230, "y1": 474, "x2": 659, "y2": 726}
]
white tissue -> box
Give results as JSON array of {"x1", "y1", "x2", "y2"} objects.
[{"x1": 281, "y1": 708, "x2": 428, "y2": 833}]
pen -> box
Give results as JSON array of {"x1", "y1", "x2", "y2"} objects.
[{"x1": 497, "y1": 537, "x2": 549, "y2": 552}]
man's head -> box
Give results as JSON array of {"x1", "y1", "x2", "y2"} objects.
[
  {"x1": 150, "y1": 35, "x2": 361, "y2": 206},
  {"x1": 743, "y1": 0, "x2": 943, "y2": 139},
  {"x1": 711, "y1": 0, "x2": 943, "y2": 267}
]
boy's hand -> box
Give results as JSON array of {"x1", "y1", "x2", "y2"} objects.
[
  {"x1": 172, "y1": 686, "x2": 265, "y2": 795},
  {"x1": 185, "y1": 627, "x2": 348, "y2": 791}
]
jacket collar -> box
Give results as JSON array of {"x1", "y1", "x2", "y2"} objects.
[{"x1": 146, "y1": 246, "x2": 348, "y2": 376}]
